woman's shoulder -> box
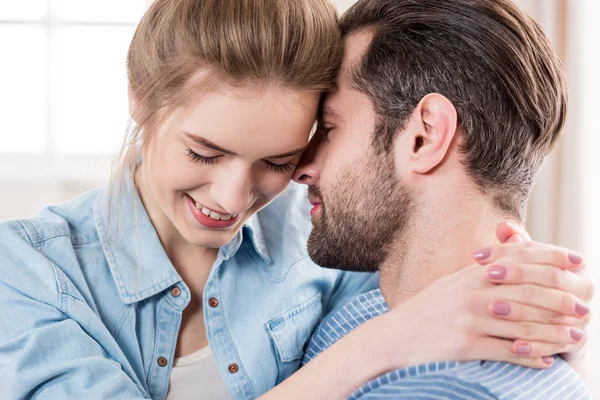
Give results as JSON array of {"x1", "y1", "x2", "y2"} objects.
[
  {"x1": 2, "y1": 188, "x2": 102, "y2": 246},
  {"x1": 0, "y1": 188, "x2": 103, "y2": 304},
  {"x1": 0, "y1": 218, "x2": 65, "y2": 309}
]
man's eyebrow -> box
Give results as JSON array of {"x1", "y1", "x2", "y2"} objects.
[
  {"x1": 184, "y1": 132, "x2": 237, "y2": 155},
  {"x1": 320, "y1": 106, "x2": 342, "y2": 120},
  {"x1": 184, "y1": 131, "x2": 305, "y2": 159}
]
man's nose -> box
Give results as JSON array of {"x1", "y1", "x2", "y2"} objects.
[{"x1": 293, "y1": 135, "x2": 324, "y2": 185}]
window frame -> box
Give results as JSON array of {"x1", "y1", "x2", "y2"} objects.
[{"x1": 0, "y1": 1, "x2": 138, "y2": 181}]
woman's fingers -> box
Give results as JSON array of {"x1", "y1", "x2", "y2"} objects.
[
  {"x1": 487, "y1": 300, "x2": 579, "y2": 326},
  {"x1": 476, "y1": 318, "x2": 584, "y2": 345},
  {"x1": 510, "y1": 340, "x2": 577, "y2": 359},
  {"x1": 467, "y1": 337, "x2": 554, "y2": 369},
  {"x1": 496, "y1": 221, "x2": 531, "y2": 243},
  {"x1": 474, "y1": 241, "x2": 584, "y2": 272},
  {"x1": 485, "y1": 263, "x2": 594, "y2": 303},
  {"x1": 484, "y1": 284, "x2": 590, "y2": 319}
]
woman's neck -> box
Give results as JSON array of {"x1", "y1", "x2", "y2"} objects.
[{"x1": 135, "y1": 166, "x2": 219, "y2": 297}]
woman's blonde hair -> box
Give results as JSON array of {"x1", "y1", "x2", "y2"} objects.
[{"x1": 112, "y1": 0, "x2": 343, "y2": 188}]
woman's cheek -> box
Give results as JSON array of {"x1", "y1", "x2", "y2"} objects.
[
  {"x1": 163, "y1": 152, "x2": 208, "y2": 192},
  {"x1": 258, "y1": 173, "x2": 294, "y2": 200}
]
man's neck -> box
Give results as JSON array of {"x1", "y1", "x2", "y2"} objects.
[{"x1": 379, "y1": 196, "x2": 518, "y2": 309}]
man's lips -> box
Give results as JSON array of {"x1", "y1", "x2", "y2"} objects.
[
  {"x1": 308, "y1": 197, "x2": 322, "y2": 217},
  {"x1": 308, "y1": 196, "x2": 321, "y2": 206},
  {"x1": 307, "y1": 186, "x2": 324, "y2": 218}
]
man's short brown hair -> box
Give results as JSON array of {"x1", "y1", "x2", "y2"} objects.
[{"x1": 340, "y1": 0, "x2": 568, "y2": 218}]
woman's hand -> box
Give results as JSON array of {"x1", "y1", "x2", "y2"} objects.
[
  {"x1": 477, "y1": 222, "x2": 593, "y2": 377},
  {"x1": 382, "y1": 223, "x2": 593, "y2": 370},
  {"x1": 259, "y1": 223, "x2": 593, "y2": 400}
]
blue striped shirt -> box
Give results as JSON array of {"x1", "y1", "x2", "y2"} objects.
[{"x1": 302, "y1": 289, "x2": 591, "y2": 400}]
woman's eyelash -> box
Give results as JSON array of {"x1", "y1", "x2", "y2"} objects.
[
  {"x1": 186, "y1": 147, "x2": 294, "y2": 173},
  {"x1": 265, "y1": 161, "x2": 295, "y2": 174},
  {"x1": 186, "y1": 148, "x2": 219, "y2": 164}
]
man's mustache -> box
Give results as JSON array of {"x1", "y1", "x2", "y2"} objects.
[{"x1": 308, "y1": 185, "x2": 323, "y2": 202}]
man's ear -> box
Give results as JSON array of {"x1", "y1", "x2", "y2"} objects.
[{"x1": 407, "y1": 93, "x2": 457, "y2": 174}]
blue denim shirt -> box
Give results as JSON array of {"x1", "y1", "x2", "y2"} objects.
[{"x1": 0, "y1": 179, "x2": 378, "y2": 400}]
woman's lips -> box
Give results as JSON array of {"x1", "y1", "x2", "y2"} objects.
[{"x1": 186, "y1": 195, "x2": 239, "y2": 229}]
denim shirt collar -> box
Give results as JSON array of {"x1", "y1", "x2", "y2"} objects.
[
  {"x1": 93, "y1": 176, "x2": 271, "y2": 305},
  {"x1": 238, "y1": 215, "x2": 272, "y2": 263}
]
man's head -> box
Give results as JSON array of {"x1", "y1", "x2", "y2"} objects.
[{"x1": 293, "y1": 0, "x2": 567, "y2": 272}]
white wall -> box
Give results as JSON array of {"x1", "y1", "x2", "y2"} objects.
[
  {"x1": 334, "y1": 0, "x2": 356, "y2": 13},
  {"x1": 0, "y1": 155, "x2": 110, "y2": 220}
]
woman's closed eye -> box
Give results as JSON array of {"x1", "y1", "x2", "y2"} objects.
[
  {"x1": 186, "y1": 147, "x2": 296, "y2": 174},
  {"x1": 264, "y1": 160, "x2": 295, "y2": 173},
  {"x1": 186, "y1": 148, "x2": 221, "y2": 165}
]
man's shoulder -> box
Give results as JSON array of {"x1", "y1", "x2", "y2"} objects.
[
  {"x1": 303, "y1": 289, "x2": 387, "y2": 365},
  {"x1": 349, "y1": 359, "x2": 591, "y2": 400}
]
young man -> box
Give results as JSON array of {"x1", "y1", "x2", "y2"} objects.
[{"x1": 294, "y1": 0, "x2": 592, "y2": 398}]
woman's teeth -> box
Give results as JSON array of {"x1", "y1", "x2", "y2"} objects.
[{"x1": 194, "y1": 201, "x2": 234, "y2": 221}]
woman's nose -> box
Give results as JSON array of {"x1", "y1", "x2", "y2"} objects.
[{"x1": 211, "y1": 166, "x2": 254, "y2": 216}]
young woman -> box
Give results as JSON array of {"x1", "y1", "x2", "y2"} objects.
[{"x1": 0, "y1": 1, "x2": 591, "y2": 399}]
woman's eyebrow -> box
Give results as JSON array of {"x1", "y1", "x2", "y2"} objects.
[
  {"x1": 184, "y1": 131, "x2": 305, "y2": 159},
  {"x1": 183, "y1": 132, "x2": 237, "y2": 155},
  {"x1": 267, "y1": 147, "x2": 307, "y2": 159}
]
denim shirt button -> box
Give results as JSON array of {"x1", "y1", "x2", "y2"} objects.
[
  {"x1": 170, "y1": 287, "x2": 181, "y2": 297},
  {"x1": 157, "y1": 357, "x2": 168, "y2": 367},
  {"x1": 208, "y1": 297, "x2": 219, "y2": 308},
  {"x1": 228, "y1": 363, "x2": 239, "y2": 374}
]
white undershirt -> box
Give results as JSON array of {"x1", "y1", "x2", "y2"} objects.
[{"x1": 167, "y1": 346, "x2": 231, "y2": 400}]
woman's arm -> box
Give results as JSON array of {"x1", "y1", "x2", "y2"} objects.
[
  {"x1": 259, "y1": 232, "x2": 593, "y2": 400},
  {"x1": 0, "y1": 280, "x2": 148, "y2": 399},
  {"x1": 258, "y1": 311, "x2": 407, "y2": 400},
  {"x1": 0, "y1": 222, "x2": 147, "y2": 399},
  {"x1": 484, "y1": 222, "x2": 592, "y2": 381}
]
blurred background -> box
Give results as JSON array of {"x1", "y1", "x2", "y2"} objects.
[{"x1": 0, "y1": 0, "x2": 598, "y2": 396}]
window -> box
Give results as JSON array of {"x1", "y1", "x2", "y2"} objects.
[{"x1": 0, "y1": 0, "x2": 147, "y2": 156}]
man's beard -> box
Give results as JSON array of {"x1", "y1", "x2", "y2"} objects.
[{"x1": 307, "y1": 150, "x2": 414, "y2": 273}]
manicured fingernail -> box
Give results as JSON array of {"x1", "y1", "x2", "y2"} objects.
[
  {"x1": 474, "y1": 248, "x2": 491, "y2": 261},
  {"x1": 575, "y1": 302, "x2": 589, "y2": 317},
  {"x1": 568, "y1": 253, "x2": 583, "y2": 265},
  {"x1": 543, "y1": 356, "x2": 554, "y2": 365},
  {"x1": 488, "y1": 265, "x2": 506, "y2": 280},
  {"x1": 515, "y1": 344, "x2": 531, "y2": 354},
  {"x1": 570, "y1": 328, "x2": 584, "y2": 341},
  {"x1": 491, "y1": 301, "x2": 511, "y2": 316}
]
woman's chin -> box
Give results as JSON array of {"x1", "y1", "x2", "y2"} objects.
[{"x1": 181, "y1": 224, "x2": 241, "y2": 249}]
